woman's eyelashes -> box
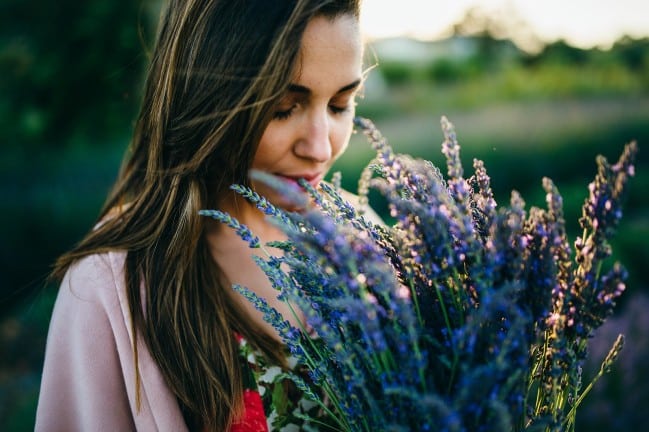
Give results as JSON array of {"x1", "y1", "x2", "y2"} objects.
[
  {"x1": 272, "y1": 100, "x2": 352, "y2": 120},
  {"x1": 329, "y1": 104, "x2": 350, "y2": 114},
  {"x1": 273, "y1": 105, "x2": 297, "y2": 120}
]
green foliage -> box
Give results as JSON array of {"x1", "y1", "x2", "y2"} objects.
[
  {"x1": 0, "y1": 0, "x2": 155, "y2": 149},
  {"x1": 613, "y1": 37, "x2": 649, "y2": 71},
  {"x1": 534, "y1": 40, "x2": 590, "y2": 65},
  {"x1": 377, "y1": 60, "x2": 417, "y2": 86},
  {"x1": 371, "y1": 36, "x2": 648, "y2": 113},
  {"x1": 425, "y1": 58, "x2": 476, "y2": 83}
]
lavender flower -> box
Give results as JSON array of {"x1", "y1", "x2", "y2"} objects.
[
  {"x1": 469, "y1": 158, "x2": 498, "y2": 241},
  {"x1": 200, "y1": 117, "x2": 637, "y2": 432}
]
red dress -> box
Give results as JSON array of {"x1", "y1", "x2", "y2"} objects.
[
  {"x1": 230, "y1": 333, "x2": 269, "y2": 432},
  {"x1": 230, "y1": 389, "x2": 268, "y2": 432}
]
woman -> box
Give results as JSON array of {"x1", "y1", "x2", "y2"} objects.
[{"x1": 36, "y1": 0, "x2": 366, "y2": 430}]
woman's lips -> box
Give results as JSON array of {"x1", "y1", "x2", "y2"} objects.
[{"x1": 276, "y1": 173, "x2": 323, "y2": 189}]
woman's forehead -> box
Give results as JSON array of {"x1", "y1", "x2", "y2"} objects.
[{"x1": 292, "y1": 15, "x2": 362, "y2": 93}]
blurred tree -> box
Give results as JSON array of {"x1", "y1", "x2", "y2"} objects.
[
  {"x1": 612, "y1": 36, "x2": 649, "y2": 71},
  {"x1": 378, "y1": 60, "x2": 417, "y2": 86},
  {"x1": 0, "y1": 0, "x2": 157, "y2": 315},
  {"x1": 452, "y1": 6, "x2": 535, "y2": 67},
  {"x1": 0, "y1": 0, "x2": 156, "y2": 150},
  {"x1": 425, "y1": 57, "x2": 468, "y2": 83},
  {"x1": 536, "y1": 40, "x2": 590, "y2": 65}
]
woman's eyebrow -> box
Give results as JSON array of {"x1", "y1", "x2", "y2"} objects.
[{"x1": 287, "y1": 79, "x2": 362, "y2": 96}]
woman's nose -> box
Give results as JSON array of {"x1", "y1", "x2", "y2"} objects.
[{"x1": 294, "y1": 110, "x2": 332, "y2": 163}]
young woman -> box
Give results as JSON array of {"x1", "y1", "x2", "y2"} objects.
[{"x1": 36, "y1": 0, "x2": 369, "y2": 430}]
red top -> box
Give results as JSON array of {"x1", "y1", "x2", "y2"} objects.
[{"x1": 230, "y1": 389, "x2": 269, "y2": 432}]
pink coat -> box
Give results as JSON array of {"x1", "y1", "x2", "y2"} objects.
[{"x1": 36, "y1": 252, "x2": 190, "y2": 431}]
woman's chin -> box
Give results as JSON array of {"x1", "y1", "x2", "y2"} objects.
[
  {"x1": 269, "y1": 196, "x2": 308, "y2": 213},
  {"x1": 252, "y1": 181, "x2": 312, "y2": 213}
]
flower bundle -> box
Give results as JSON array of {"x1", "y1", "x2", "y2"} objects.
[{"x1": 201, "y1": 117, "x2": 637, "y2": 431}]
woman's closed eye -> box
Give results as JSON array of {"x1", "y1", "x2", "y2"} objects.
[
  {"x1": 329, "y1": 103, "x2": 352, "y2": 115},
  {"x1": 273, "y1": 104, "x2": 298, "y2": 120},
  {"x1": 273, "y1": 101, "x2": 352, "y2": 121}
]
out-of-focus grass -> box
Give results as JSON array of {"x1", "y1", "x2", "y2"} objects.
[{"x1": 360, "y1": 59, "x2": 647, "y2": 119}]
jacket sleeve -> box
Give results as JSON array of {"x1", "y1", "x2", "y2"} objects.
[{"x1": 35, "y1": 254, "x2": 136, "y2": 432}]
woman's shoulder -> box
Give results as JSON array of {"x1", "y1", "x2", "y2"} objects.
[
  {"x1": 67, "y1": 203, "x2": 132, "y2": 302},
  {"x1": 40, "y1": 248, "x2": 186, "y2": 431},
  {"x1": 60, "y1": 250, "x2": 128, "y2": 307},
  {"x1": 65, "y1": 250, "x2": 127, "y2": 283}
]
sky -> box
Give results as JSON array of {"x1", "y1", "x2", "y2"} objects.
[{"x1": 361, "y1": 0, "x2": 649, "y2": 49}]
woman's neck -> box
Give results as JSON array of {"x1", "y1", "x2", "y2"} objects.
[
  {"x1": 205, "y1": 192, "x2": 286, "y2": 253},
  {"x1": 204, "y1": 191, "x2": 303, "y2": 343}
]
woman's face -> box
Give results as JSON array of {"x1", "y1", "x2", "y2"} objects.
[{"x1": 251, "y1": 14, "x2": 363, "y2": 210}]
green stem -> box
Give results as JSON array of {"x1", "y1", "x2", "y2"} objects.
[{"x1": 405, "y1": 278, "x2": 427, "y2": 392}]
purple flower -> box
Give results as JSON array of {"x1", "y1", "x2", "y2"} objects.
[{"x1": 202, "y1": 117, "x2": 637, "y2": 432}]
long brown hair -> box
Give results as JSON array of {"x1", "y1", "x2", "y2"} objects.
[{"x1": 51, "y1": 0, "x2": 361, "y2": 429}]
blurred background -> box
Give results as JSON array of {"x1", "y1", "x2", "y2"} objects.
[{"x1": 1, "y1": 0, "x2": 647, "y2": 430}]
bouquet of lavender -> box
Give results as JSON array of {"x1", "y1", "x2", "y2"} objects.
[{"x1": 201, "y1": 117, "x2": 637, "y2": 431}]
